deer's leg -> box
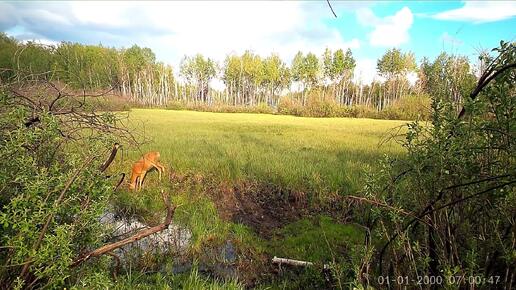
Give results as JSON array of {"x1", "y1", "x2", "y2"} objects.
[
  {"x1": 140, "y1": 172, "x2": 147, "y2": 189},
  {"x1": 134, "y1": 177, "x2": 139, "y2": 191},
  {"x1": 157, "y1": 163, "x2": 165, "y2": 180},
  {"x1": 138, "y1": 175, "x2": 144, "y2": 191}
]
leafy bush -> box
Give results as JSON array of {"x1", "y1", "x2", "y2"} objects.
[
  {"x1": 166, "y1": 101, "x2": 274, "y2": 115},
  {"x1": 302, "y1": 91, "x2": 339, "y2": 117},
  {"x1": 380, "y1": 94, "x2": 432, "y2": 120},
  {"x1": 277, "y1": 96, "x2": 304, "y2": 116},
  {"x1": 94, "y1": 95, "x2": 132, "y2": 111},
  {"x1": 0, "y1": 88, "x2": 120, "y2": 288},
  {"x1": 277, "y1": 92, "x2": 431, "y2": 120},
  {"x1": 352, "y1": 41, "x2": 515, "y2": 288}
]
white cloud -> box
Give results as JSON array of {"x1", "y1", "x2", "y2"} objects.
[
  {"x1": 1, "y1": 1, "x2": 363, "y2": 72},
  {"x1": 357, "y1": 6, "x2": 413, "y2": 47},
  {"x1": 135, "y1": 1, "x2": 361, "y2": 66},
  {"x1": 432, "y1": 1, "x2": 516, "y2": 23},
  {"x1": 353, "y1": 58, "x2": 383, "y2": 85},
  {"x1": 71, "y1": 2, "x2": 136, "y2": 28},
  {"x1": 352, "y1": 59, "x2": 418, "y2": 86},
  {"x1": 20, "y1": 37, "x2": 60, "y2": 47},
  {"x1": 406, "y1": 72, "x2": 418, "y2": 86}
]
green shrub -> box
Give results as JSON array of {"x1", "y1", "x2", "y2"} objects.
[
  {"x1": 166, "y1": 100, "x2": 188, "y2": 111},
  {"x1": 380, "y1": 94, "x2": 431, "y2": 120},
  {"x1": 166, "y1": 102, "x2": 274, "y2": 115},
  {"x1": 94, "y1": 95, "x2": 132, "y2": 111},
  {"x1": 0, "y1": 92, "x2": 119, "y2": 288},
  {"x1": 277, "y1": 96, "x2": 303, "y2": 116},
  {"x1": 302, "y1": 92, "x2": 339, "y2": 117},
  {"x1": 353, "y1": 42, "x2": 515, "y2": 288}
]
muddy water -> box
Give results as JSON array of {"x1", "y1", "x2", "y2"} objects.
[{"x1": 99, "y1": 211, "x2": 237, "y2": 279}]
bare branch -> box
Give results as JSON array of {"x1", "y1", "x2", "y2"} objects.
[
  {"x1": 272, "y1": 256, "x2": 314, "y2": 267},
  {"x1": 114, "y1": 173, "x2": 126, "y2": 191},
  {"x1": 326, "y1": 0, "x2": 338, "y2": 18},
  {"x1": 99, "y1": 143, "x2": 121, "y2": 172},
  {"x1": 458, "y1": 45, "x2": 516, "y2": 119},
  {"x1": 106, "y1": 252, "x2": 121, "y2": 281}
]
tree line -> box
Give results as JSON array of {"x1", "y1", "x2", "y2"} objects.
[{"x1": 0, "y1": 33, "x2": 479, "y2": 116}]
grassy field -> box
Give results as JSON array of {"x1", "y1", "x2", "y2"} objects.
[
  {"x1": 118, "y1": 109, "x2": 406, "y2": 195},
  {"x1": 110, "y1": 109, "x2": 408, "y2": 287}
]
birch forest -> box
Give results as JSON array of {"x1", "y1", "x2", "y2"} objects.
[{"x1": 0, "y1": 32, "x2": 478, "y2": 117}]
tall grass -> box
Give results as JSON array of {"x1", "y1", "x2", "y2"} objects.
[
  {"x1": 107, "y1": 109, "x2": 409, "y2": 286},
  {"x1": 115, "y1": 109, "x2": 406, "y2": 196}
]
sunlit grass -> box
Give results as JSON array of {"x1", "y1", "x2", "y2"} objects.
[
  {"x1": 107, "y1": 109, "x2": 407, "y2": 286},
  {"x1": 115, "y1": 109, "x2": 406, "y2": 195}
]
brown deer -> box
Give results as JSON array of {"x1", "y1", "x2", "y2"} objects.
[{"x1": 129, "y1": 151, "x2": 165, "y2": 190}]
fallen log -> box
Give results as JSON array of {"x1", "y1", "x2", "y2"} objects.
[{"x1": 272, "y1": 256, "x2": 314, "y2": 267}]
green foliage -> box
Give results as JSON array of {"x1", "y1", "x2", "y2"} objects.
[
  {"x1": 263, "y1": 216, "x2": 365, "y2": 290},
  {"x1": 262, "y1": 53, "x2": 290, "y2": 96},
  {"x1": 377, "y1": 48, "x2": 416, "y2": 79},
  {"x1": 222, "y1": 51, "x2": 288, "y2": 106},
  {"x1": 376, "y1": 48, "x2": 417, "y2": 107},
  {"x1": 178, "y1": 268, "x2": 243, "y2": 290},
  {"x1": 119, "y1": 109, "x2": 404, "y2": 197},
  {"x1": 304, "y1": 91, "x2": 341, "y2": 117},
  {"x1": 167, "y1": 101, "x2": 274, "y2": 115},
  {"x1": 180, "y1": 54, "x2": 217, "y2": 101},
  {"x1": 290, "y1": 51, "x2": 305, "y2": 83},
  {"x1": 332, "y1": 48, "x2": 356, "y2": 81},
  {"x1": 106, "y1": 269, "x2": 243, "y2": 290},
  {"x1": 303, "y1": 53, "x2": 319, "y2": 88},
  {"x1": 0, "y1": 94, "x2": 118, "y2": 288},
  {"x1": 420, "y1": 52, "x2": 476, "y2": 109},
  {"x1": 0, "y1": 39, "x2": 175, "y2": 106},
  {"x1": 290, "y1": 51, "x2": 320, "y2": 90},
  {"x1": 380, "y1": 94, "x2": 432, "y2": 120},
  {"x1": 277, "y1": 90, "x2": 430, "y2": 120},
  {"x1": 124, "y1": 45, "x2": 156, "y2": 71},
  {"x1": 0, "y1": 35, "x2": 444, "y2": 120},
  {"x1": 54, "y1": 42, "x2": 120, "y2": 89},
  {"x1": 358, "y1": 41, "x2": 515, "y2": 288},
  {"x1": 269, "y1": 216, "x2": 364, "y2": 262},
  {"x1": 277, "y1": 96, "x2": 304, "y2": 116},
  {"x1": 0, "y1": 33, "x2": 18, "y2": 79}
]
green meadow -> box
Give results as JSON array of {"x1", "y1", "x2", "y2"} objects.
[
  {"x1": 119, "y1": 109, "x2": 406, "y2": 195},
  {"x1": 110, "y1": 109, "x2": 408, "y2": 287}
]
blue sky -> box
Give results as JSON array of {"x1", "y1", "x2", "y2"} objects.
[
  {"x1": 0, "y1": 1, "x2": 515, "y2": 84},
  {"x1": 331, "y1": 2, "x2": 515, "y2": 60}
]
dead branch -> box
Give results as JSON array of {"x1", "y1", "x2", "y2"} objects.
[
  {"x1": 378, "y1": 175, "x2": 515, "y2": 274},
  {"x1": 326, "y1": 0, "x2": 337, "y2": 18},
  {"x1": 106, "y1": 252, "x2": 121, "y2": 281},
  {"x1": 100, "y1": 143, "x2": 121, "y2": 172},
  {"x1": 347, "y1": 195, "x2": 415, "y2": 217},
  {"x1": 2, "y1": 72, "x2": 140, "y2": 146},
  {"x1": 70, "y1": 191, "x2": 175, "y2": 267},
  {"x1": 347, "y1": 195, "x2": 432, "y2": 228},
  {"x1": 458, "y1": 43, "x2": 515, "y2": 119},
  {"x1": 272, "y1": 256, "x2": 314, "y2": 267},
  {"x1": 114, "y1": 173, "x2": 126, "y2": 191}
]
